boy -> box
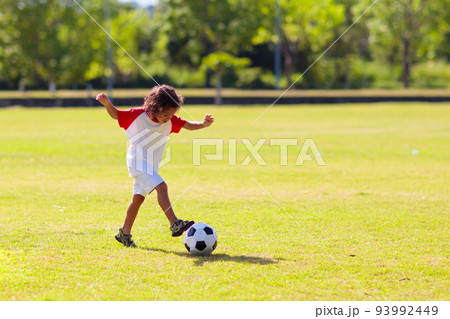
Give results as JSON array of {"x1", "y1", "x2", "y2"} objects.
[{"x1": 96, "y1": 84, "x2": 214, "y2": 247}]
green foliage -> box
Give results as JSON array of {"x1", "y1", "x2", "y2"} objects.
[
  {"x1": 201, "y1": 52, "x2": 251, "y2": 73},
  {"x1": 279, "y1": 0, "x2": 345, "y2": 85},
  {"x1": 358, "y1": 0, "x2": 448, "y2": 63},
  {"x1": 236, "y1": 68, "x2": 274, "y2": 89},
  {"x1": 354, "y1": 0, "x2": 449, "y2": 87},
  {"x1": 110, "y1": 8, "x2": 152, "y2": 85},
  {"x1": 0, "y1": 0, "x2": 153, "y2": 89},
  {"x1": 161, "y1": 0, "x2": 265, "y2": 87},
  {"x1": 363, "y1": 62, "x2": 404, "y2": 89},
  {"x1": 167, "y1": 67, "x2": 205, "y2": 88},
  {"x1": 201, "y1": 52, "x2": 251, "y2": 94},
  {"x1": 310, "y1": 57, "x2": 376, "y2": 89},
  {"x1": 0, "y1": 2, "x2": 28, "y2": 88},
  {"x1": 280, "y1": 0, "x2": 345, "y2": 51},
  {"x1": 0, "y1": 0, "x2": 448, "y2": 89},
  {"x1": 411, "y1": 61, "x2": 450, "y2": 88}
]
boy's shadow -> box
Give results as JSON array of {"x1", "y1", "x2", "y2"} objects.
[{"x1": 139, "y1": 246, "x2": 283, "y2": 267}]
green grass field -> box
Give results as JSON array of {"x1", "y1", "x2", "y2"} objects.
[{"x1": 0, "y1": 103, "x2": 448, "y2": 300}]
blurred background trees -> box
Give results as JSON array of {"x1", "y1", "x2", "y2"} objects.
[{"x1": 0, "y1": 0, "x2": 448, "y2": 90}]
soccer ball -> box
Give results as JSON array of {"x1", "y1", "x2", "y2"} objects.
[{"x1": 183, "y1": 222, "x2": 218, "y2": 255}]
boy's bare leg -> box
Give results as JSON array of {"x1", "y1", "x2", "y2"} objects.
[
  {"x1": 154, "y1": 182, "x2": 177, "y2": 226},
  {"x1": 121, "y1": 194, "x2": 145, "y2": 234}
]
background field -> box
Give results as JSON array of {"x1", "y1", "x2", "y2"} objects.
[
  {"x1": 0, "y1": 103, "x2": 448, "y2": 300},
  {"x1": 1, "y1": 88, "x2": 450, "y2": 99}
]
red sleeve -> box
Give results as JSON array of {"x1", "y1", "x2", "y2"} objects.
[
  {"x1": 170, "y1": 115, "x2": 187, "y2": 134},
  {"x1": 117, "y1": 107, "x2": 145, "y2": 130}
]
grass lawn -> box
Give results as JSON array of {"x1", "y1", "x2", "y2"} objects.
[{"x1": 0, "y1": 103, "x2": 448, "y2": 300}]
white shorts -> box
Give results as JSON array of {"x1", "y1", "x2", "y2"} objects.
[{"x1": 132, "y1": 172, "x2": 164, "y2": 196}]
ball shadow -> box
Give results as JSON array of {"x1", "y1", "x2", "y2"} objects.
[{"x1": 138, "y1": 246, "x2": 283, "y2": 267}]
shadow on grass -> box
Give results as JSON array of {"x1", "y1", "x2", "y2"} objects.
[{"x1": 138, "y1": 246, "x2": 283, "y2": 267}]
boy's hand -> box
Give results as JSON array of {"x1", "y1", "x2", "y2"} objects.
[
  {"x1": 183, "y1": 114, "x2": 214, "y2": 130},
  {"x1": 96, "y1": 92, "x2": 118, "y2": 119},
  {"x1": 202, "y1": 114, "x2": 214, "y2": 127},
  {"x1": 96, "y1": 93, "x2": 111, "y2": 106}
]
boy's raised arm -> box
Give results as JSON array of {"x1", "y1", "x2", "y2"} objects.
[
  {"x1": 96, "y1": 93, "x2": 118, "y2": 120},
  {"x1": 183, "y1": 114, "x2": 214, "y2": 130}
]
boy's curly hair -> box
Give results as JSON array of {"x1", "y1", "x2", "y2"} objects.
[{"x1": 143, "y1": 84, "x2": 184, "y2": 118}]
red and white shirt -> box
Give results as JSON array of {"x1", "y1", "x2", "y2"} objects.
[{"x1": 117, "y1": 107, "x2": 186, "y2": 177}]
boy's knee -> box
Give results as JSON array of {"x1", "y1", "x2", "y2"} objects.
[
  {"x1": 155, "y1": 182, "x2": 168, "y2": 193},
  {"x1": 132, "y1": 194, "x2": 145, "y2": 204}
]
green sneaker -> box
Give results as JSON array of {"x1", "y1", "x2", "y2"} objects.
[
  {"x1": 171, "y1": 219, "x2": 194, "y2": 237},
  {"x1": 115, "y1": 228, "x2": 137, "y2": 247}
]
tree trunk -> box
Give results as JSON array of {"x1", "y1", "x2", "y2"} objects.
[
  {"x1": 215, "y1": 69, "x2": 222, "y2": 105},
  {"x1": 205, "y1": 69, "x2": 214, "y2": 88},
  {"x1": 402, "y1": 0, "x2": 414, "y2": 88},
  {"x1": 19, "y1": 79, "x2": 26, "y2": 92},
  {"x1": 345, "y1": 57, "x2": 351, "y2": 89},
  {"x1": 402, "y1": 37, "x2": 410, "y2": 88},
  {"x1": 284, "y1": 52, "x2": 293, "y2": 87},
  {"x1": 49, "y1": 81, "x2": 56, "y2": 95},
  {"x1": 281, "y1": 34, "x2": 299, "y2": 88},
  {"x1": 202, "y1": 0, "x2": 213, "y2": 88}
]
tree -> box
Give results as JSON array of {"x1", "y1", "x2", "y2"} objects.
[
  {"x1": 355, "y1": 0, "x2": 449, "y2": 87},
  {"x1": 329, "y1": 0, "x2": 371, "y2": 88},
  {"x1": 10, "y1": 0, "x2": 74, "y2": 89},
  {"x1": 0, "y1": 0, "x2": 106, "y2": 89},
  {"x1": 0, "y1": 1, "x2": 29, "y2": 89},
  {"x1": 0, "y1": 0, "x2": 152, "y2": 89},
  {"x1": 253, "y1": 0, "x2": 345, "y2": 87},
  {"x1": 281, "y1": 0, "x2": 344, "y2": 87},
  {"x1": 201, "y1": 52, "x2": 250, "y2": 104},
  {"x1": 158, "y1": 0, "x2": 264, "y2": 87},
  {"x1": 109, "y1": 7, "x2": 152, "y2": 86}
]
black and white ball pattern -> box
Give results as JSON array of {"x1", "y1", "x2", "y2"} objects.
[{"x1": 183, "y1": 223, "x2": 218, "y2": 255}]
